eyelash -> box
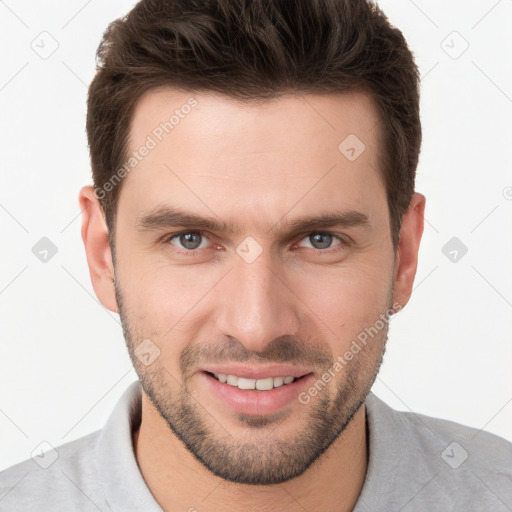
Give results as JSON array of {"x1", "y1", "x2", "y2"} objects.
[{"x1": 161, "y1": 230, "x2": 350, "y2": 256}]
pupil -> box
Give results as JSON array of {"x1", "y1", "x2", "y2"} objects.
[
  {"x1": 181, "y1": 233, "x2": 201, "y2": 249},
  {"x1": 311, "y1": 233, "x2": 331, "y2": 249}
]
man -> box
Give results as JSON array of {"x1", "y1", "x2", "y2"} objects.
[{"x1": 1, "y1": 0, "x2": 511, "y2": 510}]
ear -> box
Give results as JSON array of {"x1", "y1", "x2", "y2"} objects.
[
  {"x1": 78, "y1": 185, "x2": 118, "y2": 313},
  {"x1": 392, "y1": 192, "x2": 426, "y2": 310}
]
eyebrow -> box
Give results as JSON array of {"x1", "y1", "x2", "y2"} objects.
[{"x1": 135, "y1": 206, "x2": 371, "y2": 235}]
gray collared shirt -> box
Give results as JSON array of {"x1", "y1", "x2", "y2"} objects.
[{"x1": 1, "y1": 380, "x2": 511, "y2": 511}]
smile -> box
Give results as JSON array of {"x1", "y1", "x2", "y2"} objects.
[{"x1": 209, "y1": 373, "x2": 298, "y2": 390}]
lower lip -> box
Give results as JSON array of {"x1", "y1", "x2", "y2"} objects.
[{"x1": 199, "y1": 371, "x2": 315, "y2": 416}]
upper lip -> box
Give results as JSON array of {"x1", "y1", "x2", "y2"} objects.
[{"x1": 201, "y1": 364, "x2": 313, "y2": 380}]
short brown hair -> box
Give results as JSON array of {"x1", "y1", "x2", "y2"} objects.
[{"x1": 86, "y1": 0, "x2": 421, "y2": 253}]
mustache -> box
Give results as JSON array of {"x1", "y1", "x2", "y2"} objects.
[{"x1": 180, "y1": 335, "x2": 333, "y2": 374}]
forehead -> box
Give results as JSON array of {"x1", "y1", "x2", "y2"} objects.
[
  {"x1": 128, "y1": 88, "x2": 381, "y2": 159},
  {"x1": 118, "y1": 88, "x2": 386, "y2": 234}
]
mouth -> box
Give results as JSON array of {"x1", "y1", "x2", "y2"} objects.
[
  {"x1": 205, "y1": 371, "x2": 308, "y2": 391},
  {"x1": 200, "y1": 369, "x2": 315, "y2": 416}
]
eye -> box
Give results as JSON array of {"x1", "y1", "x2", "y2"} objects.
[
  {"x1": 296, "y1": 232, "x2": 346, "y2": 251},
  {"x1": 167, "y1": 231, "x2": 211, "y2": 252},
  {"x1": 163, "y1": 230, "x2": 348, "y2": 256}
]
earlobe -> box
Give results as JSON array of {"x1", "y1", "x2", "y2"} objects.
[
  {"x1": 392, "y1": 192, "x2": 426, "y2": 310},
  {"x1": 78, "y1": 185, "x2": 119, "y2": 313}
]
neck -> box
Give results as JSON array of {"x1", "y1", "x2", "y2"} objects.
[{"x1": 133, "y1": 393, "x2": 368, "y2": 512}]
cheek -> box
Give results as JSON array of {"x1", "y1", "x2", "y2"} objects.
[
  {"x1": 120, "y1": 241, "x2": 393, "y2": 343},
  {"x1": 293, "y1": 261, "x2": 392, "y2": 342},
  {"x1": 123, "y1": 265, "x2": 216, "y2": 341}
]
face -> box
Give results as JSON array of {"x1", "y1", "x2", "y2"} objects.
[{"x1": 108, "y1": 89, "x2": 400, "y2": 485}]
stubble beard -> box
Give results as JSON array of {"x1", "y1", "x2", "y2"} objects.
[{"x1": 114, "y1": 279, "x2": 391, "y2": 485}]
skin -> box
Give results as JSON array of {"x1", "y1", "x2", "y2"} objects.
[{"x1": 79, "y1": 89, "x2": 425, "y2": 511}]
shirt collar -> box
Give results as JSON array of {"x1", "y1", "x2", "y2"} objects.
[
  {"x1": 353, "y1": 392, "x2": 402, "y2": 511},
  {"x1": 96, "y1": 380, "x2": 163, "y2": 511}
]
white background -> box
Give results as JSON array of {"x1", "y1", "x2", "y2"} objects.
[{"x1": 1, "y1": 0, "x2": 511, "y2": 471}]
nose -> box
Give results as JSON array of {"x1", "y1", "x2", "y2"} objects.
[{"x1": 215, "y1": 246, "x2": 302, "y2": 354}]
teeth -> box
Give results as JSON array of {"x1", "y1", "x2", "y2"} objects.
[
  {"x1": 226, "y1": 374, "x2": 238, "y2": 386},
  {"x1": 212, "y1": 373, "x2": 298, "y2": 390},
  {"x1": 237, "y1": 377, "x2": 256, "y2": 390},
  {"x1": 273, "y1": 377, "x2": 284, "y2": 387},
  {"x1": 256, "y1": 377, "x2": 274, "y2": 391}
]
